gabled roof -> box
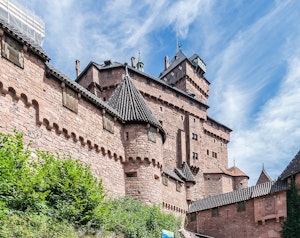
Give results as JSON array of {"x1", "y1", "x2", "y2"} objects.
[
  {"x1": 188, "y1": 180, "x2": 288, "y2": 213},
  {"x1": 159, "y1": 50, "x2": 188, "y2": 79},
  {"x1": 0, "y1": 17, "x2": 49, "y2": 61},
  {"x1": 279, "y1": 150, "x2": 300, "y2": 180},
  {"x1": 163, "y1": 163, "x2": 196, "y2": 184},
  {"x1": 256, "y1": 167, "x2": 273, "y2": 185},
  {"x1": 227, "y1": 166, "x2": 249, "y2": 178},
  {"x1": 107, "y1": 67, "x2": 166, "y2": 141},
  {"x1": 163, "y1": 167, "x2": 184, "y2": 183},
  {"x1": 204, "y1": 166, "x2": 248, "y2": 179}
]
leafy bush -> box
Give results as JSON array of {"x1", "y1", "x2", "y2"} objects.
[
  {"x1": 0, "y1": 131, "x2": 181, "y2": 237},
  {"x1": 0, "y1": 130, "x2": 106, "y2": 232},
  {"x1": 103, "y1": 196, "x2": 181, "y2": 238}
]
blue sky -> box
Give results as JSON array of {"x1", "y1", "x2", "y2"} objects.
[{"x1": 25, "y1": 0, "x2": 300, "y2": 185}]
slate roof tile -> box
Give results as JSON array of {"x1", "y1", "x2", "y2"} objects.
[
  {"x1": 279, "y1": 150, "x2": 300, "y2": 180},
  {"x1": 188, "y1": 180, "x2": 288, "y2": 213},
  {"x1": 108, "y1": 67, "x2": 166, "y2": 141}
]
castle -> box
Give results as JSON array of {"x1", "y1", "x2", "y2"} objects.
[{"x1": 1, "y1": 2, "x2": 299, "y2": 237}]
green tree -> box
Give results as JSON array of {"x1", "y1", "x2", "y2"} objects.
[{"x1": 281, "y1": 179, "x2": 300, "y2": 238}]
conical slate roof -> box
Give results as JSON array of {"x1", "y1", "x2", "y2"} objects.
[{"x1": 108, "y1": 67, "x2": 166, "y2": 141}]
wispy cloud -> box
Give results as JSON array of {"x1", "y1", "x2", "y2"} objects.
[{"x1": 29, "y1": 0, "x2": 300, "y2": 184}]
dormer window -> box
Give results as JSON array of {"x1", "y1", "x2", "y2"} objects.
[{"x1": 1, "y1": 35, "x2": 24, "y2": 68}]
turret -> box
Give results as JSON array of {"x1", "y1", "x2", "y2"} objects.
[{"x1": 107, "y1": 66, "x2": 165, "y2": 204}]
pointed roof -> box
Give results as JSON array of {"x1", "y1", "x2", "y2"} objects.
[
  {"x1": 279, "y1": 150, "x2": 300, "y2": 180},
  {"x1": 182, "y1": 162, "x2": 196, "y2": 184},
  {"x1": 204, "y1": 166, "x2": 249, "y2": 179},
  {"x1": 108, "y1": 67, "x2": 166, "y2": 141},
  {"x1": 159, "y1": 50, "x2": 187, "y2": 78},
  {"x1": 256, "y1": 167, "x2": 273, "y2": 185}
]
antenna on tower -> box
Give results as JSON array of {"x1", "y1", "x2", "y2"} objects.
[
  {"x1": 176, "y1": 20, "x2": 182, "y2": 53},
  {"x1": 176, "y1": 22, "x2": 179, "y2": 52}
]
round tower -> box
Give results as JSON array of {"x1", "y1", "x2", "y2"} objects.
[
  {"x1": 123, "y1": 124, "x2": 164, "y2": 205},
  {"x1": 107, "y1": 66, "x2": 166, "y2": 205}
]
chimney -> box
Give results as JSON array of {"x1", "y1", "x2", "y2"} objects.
[
  {"x1": 131, "y1": 56, "x2": 136, "y2": 68},
  {"x1": 164, "y1": 55, "x2": 169, "y2": 70},
  {"x1": 75, "y1": 59, "x2": 80, "y2": 77}
]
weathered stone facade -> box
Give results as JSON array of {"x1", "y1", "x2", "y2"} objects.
[{"x1": 0, "y1": 14, "x2": 247, "y2": 225}]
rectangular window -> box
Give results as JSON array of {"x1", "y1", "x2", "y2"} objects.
[
  {"x1": 192, "y1": 152, "x2": 198, "y2": 160},
  {"x1": 125, "y1": 171, "x2": 137, "y2": 177},
  {"x1": 125, "y1": 132, "x2": 129, "y2": 141},
  {"x1": 62, "y1": 86, "x2": 78, "y2": 113},
  {"x1": 1, "y1": 35, "x2": 24, "y2": 68},
  {"x1": 212, "y1": 152, "x2": 218, "y2": 158},
  {"x1": 162, "y1": 175, "x2": 168, "y2": 186},
  {"x1": 190, "y1": 213, "x2": 196, "y2": 222},
  {"x1": 103, "y1": 113, "x2": 114, "y2": 133},
  {"x1": 176, "y1": 181, "x2": 181, "y2": 192},
  {"x1": 192, "y1": 133, "x2": 198, "y2": 140},
  {"x1": 237, "y1": 201, "x2": 246, "y2": 212},
  {"x1": 148, "y1": 126, "x2": 157, "y2": 143},
  {"x1": 212, "y1": 207, "x2": 219, "y2": 217}
]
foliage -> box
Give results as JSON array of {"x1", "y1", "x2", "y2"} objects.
[
  {"x1": 281, "y1": 180, "x2": 300, "y2": 238},
  {"x1": 0, "y1": 130, "x2": 106, "y2": 235},
  {"x1": 103, "y1": 196, "x2": 181, "y2": 238},
  {"x1": 0, "y1": 130, "x2": 181, "y2": 237}
]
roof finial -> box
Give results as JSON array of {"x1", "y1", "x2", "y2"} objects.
[
  {"x1": 137, "y1": 50, "x2": 144, "y2": 72},
  {"x1": 262, "y1": 163, "x2": 265, "y2": 170},
  {"x1": 233, "y1": 158, "x2": 236, "y2": 167},
  {"x1": 176, "y1": 18, "x2": 182, "y2": 53}
]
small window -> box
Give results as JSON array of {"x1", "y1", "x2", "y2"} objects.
[
  {"x1": 171, "y1": 72, "x2": 174, "y2": 76},
  {"x1": 162, "y1": 175, "x2": 168, "y2": 186},
  {"x1": 146, "y1": 79, "x2": 151, "y2": 85},
  {"x1": 107, "y1": 69, "x2": 112, "y2": 77},
  {"x1": 193, "y1": 152, "x2": 198, "y2": 160},
  {"x1": 129, "y1": 71, "x2": 134, "y2": 78},
  {"x1": 62, "y1": 86, "x2": 78, "y2": 113},
  {"x1": 176, "y1": 181, "x2": 181, "y2": 192},
  {"x1": 103, "y1": 113, "x2": 114, "y2": 134},
  {"x1": 148, "y1": 126, "x2": 156, "y2": 143},
  {"x1": 212, "y1": 207, "x2": 219, "y2": 217},
  {"x1": 1, "y1": 35, "x2": 24, "y2": 68},
  {"x1": 190, "y1": 213, "x2": 196, "y2": 222},
  {"x1": 192, "y1": 133, "x2": 198, "y2": 140},
  {"x1": 207, "y1": 150, "x2": 209, "y2": 155},
  {"x1": 237, "y1": 201, "x2": 246, "y2": 212},
  {"x1": 126, "y1": 171, "x2": 137, "y2": 177},
  {"x1": 125, "y1": 132, "x2": 129, "y2": 141},
  {"x1": 162, "y1": 85, "x2": 166, "y2": 91}
]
